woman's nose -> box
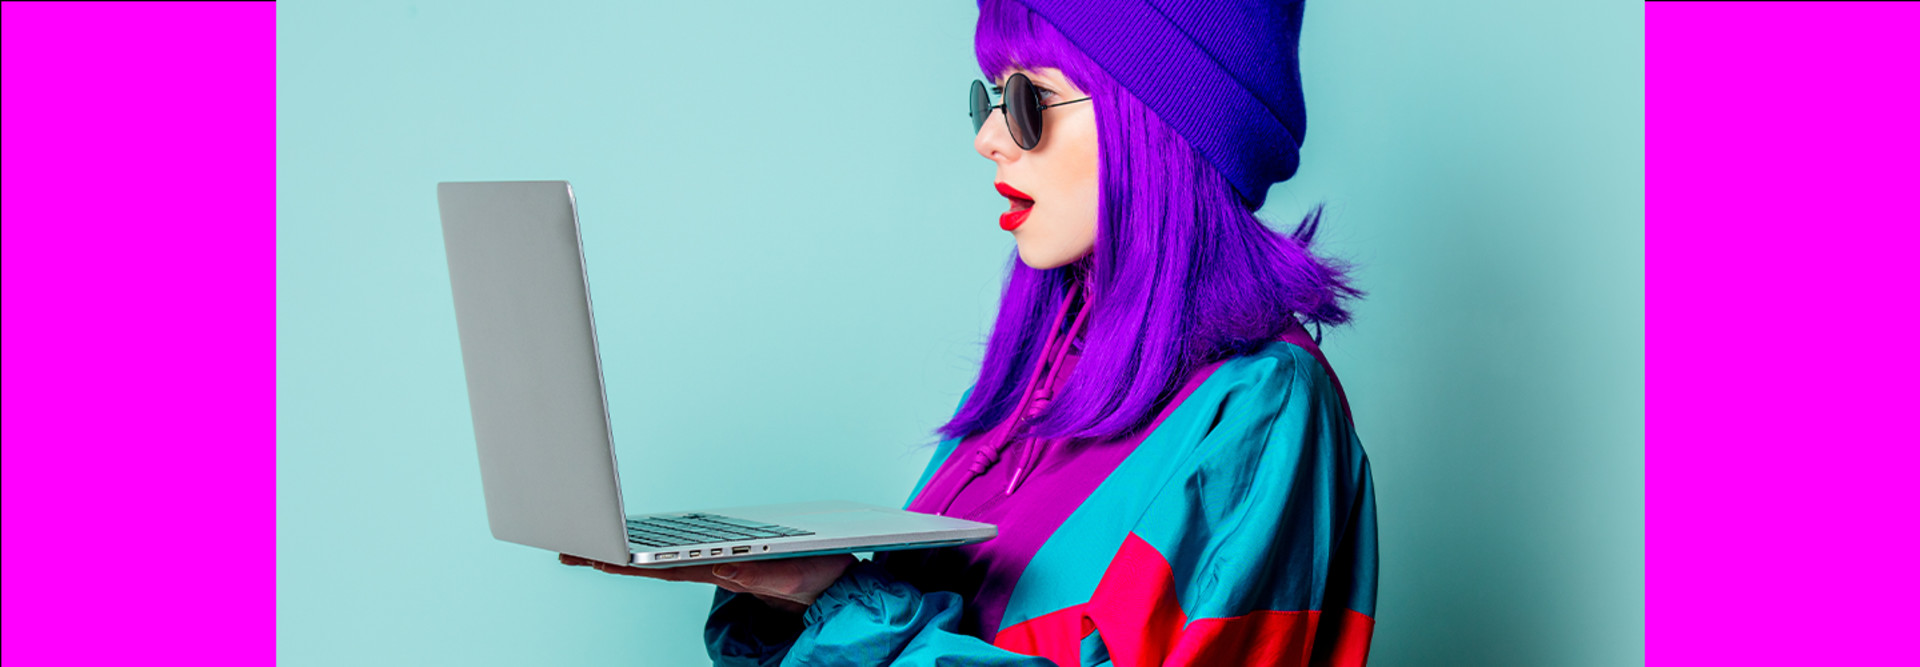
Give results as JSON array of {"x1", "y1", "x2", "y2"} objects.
[{"x1": 975, "y1": 108, "x2": 1018, "y2": 161}]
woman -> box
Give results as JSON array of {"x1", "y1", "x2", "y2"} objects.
[{"x1": 563, "y1": 1, "x2": 1378, "y2": 664}]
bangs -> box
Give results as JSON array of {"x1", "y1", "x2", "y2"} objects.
[{"x1": 973, "y1": 0, "x2": 1097, "y2": 88}]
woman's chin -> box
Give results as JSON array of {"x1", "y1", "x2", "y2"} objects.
[
  {"x1": 1016, "y1": 243, "x2": 1088, "y2": 271},
  {"x1": 1016, "y1": 245, "x2": 1062, "y2": 270}
]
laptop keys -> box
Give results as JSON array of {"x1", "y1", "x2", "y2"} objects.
[
  {"x1": 682, "y1": 513, "x2": 814, "y2": 537},
  {"x1": 624, "y1": 513, "x2": 815, "y2": 549}
]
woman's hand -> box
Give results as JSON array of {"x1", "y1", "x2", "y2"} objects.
[{"x1": 559, "y1": 553, "x2": 856, "y2": 614}]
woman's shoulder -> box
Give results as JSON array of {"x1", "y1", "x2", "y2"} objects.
[
  {"x1": 1151, "y1": 339, "x2": 1360, "y2": 482},
  {"x1": 1199, "y1": 337, "x2": 1340, "y2": 409}
]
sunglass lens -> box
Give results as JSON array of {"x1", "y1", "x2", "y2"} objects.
[
  {"x1": 1006, "y1": 73, "x2": 1042, "y2": 150},
  {"x1": 970, "y1": 80, "x2": 990, "y2": 134}
]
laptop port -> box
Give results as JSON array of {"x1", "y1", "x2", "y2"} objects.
[
  {"x1": 685, "y1": 551, "x2": 700, "y2": 558},
  {"x1": 709, "y1": 548, "x2": 723, "y2": 556},
  {"x1": 654, "y1": 552, "x2": 678, "y2": 561},
  {"x1": 732, "y1": 546, "x2": 750, "y2": 554}
]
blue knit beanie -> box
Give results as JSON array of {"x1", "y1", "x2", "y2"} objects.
[{"x1": 998, "y1": 0, "x2": 1308, "y2": 211}]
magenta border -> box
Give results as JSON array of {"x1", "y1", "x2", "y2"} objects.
[
  {"x1": 1, "y1": 2, "x2": 275, "y2": 664},
  {"x1": 1650, "y1": 2, "x2": 1919, "y2": 665}
]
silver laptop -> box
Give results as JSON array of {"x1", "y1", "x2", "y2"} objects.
[{"x1": 435, "y1": 180, "x2": 995, "y2": 568}]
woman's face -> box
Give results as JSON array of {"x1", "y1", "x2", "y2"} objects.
[{"x1": 976, "y1": 66, "x2": 1098, "y2": 270}]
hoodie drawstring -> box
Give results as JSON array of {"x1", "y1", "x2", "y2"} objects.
[
  {"x1": 937, "y1": 281, "x2": 1091, "y2": 515},
  {"x1": 1006, "y1": 285, "x2": 1091, "y2": 496}
]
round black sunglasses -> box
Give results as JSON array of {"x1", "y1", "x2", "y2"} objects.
[{"x1": 969, "y1": 72, "x2": 1091, "y2": 150}]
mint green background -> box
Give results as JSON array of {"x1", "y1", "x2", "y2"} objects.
[{"x1": 277, "y1": 1, "x2": 1643, "y2": 664}]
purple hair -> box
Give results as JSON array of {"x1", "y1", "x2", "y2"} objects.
[{"x1": 936, "y1": 0, "x2": 1363, "y2": 445}]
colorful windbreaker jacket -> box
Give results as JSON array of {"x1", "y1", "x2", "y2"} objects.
[{"x1": 706, "y1": 286, "x2": 1378, "y2": 667}]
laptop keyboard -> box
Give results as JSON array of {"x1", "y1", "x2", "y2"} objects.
[{"x1": 625, "y1": 512, "x2": 815, "y2": 548}]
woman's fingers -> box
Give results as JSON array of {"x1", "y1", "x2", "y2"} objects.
[
  {"x1": 559, "y1": 553, "x2": 853, "y2": 609},
  {"x1": 561, "y1": 553, "x2": 715, "y2": 581},
  {"x1": 711, "y1": 555, "x2": 855, "y2": 606},
  {"x1": 592, "y1": 560, "x2": 695, "y2": 579},
  {"x1": 570, "y1": 557, "x2": 747, "y2": 590},
  {"x1": 716, "y1": 560, "x2": 803, "y2": 596}
]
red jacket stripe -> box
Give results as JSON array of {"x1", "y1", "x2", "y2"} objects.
[{"x1": 995, "y1": 533, "x2": 1373, "y2": 666}]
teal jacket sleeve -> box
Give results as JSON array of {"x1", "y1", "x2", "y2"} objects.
[
  {"x1": 705, "y1": 588, "x2": 802, "y2": 666},
  {"x1": 703, "y1": 562, "x2": 1059, "y2": 666},
  {"x1": 1079, "y1": 346, "x2": 1379, "y2": 667},
  {"x1": 765, "y1": 561, "x2": 1058, "y2": 666}
]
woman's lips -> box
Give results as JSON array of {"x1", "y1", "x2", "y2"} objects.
[
  {"x1": 1000, "y1": 207, "x2": 1032, "y2": 231},
  {"x1": 995, "y1": 182, "x2": 1035, "y2": 231}
]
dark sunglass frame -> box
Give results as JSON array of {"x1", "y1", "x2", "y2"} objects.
[{"x1": 970, "y1": 72, "x2": 1091, "y2": 150}]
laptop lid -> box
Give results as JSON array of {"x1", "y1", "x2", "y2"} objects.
[{"x1": 435, "y1": 180, "x2": 631, "y2": 565}]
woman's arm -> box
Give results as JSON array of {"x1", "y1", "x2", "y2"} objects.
[
  {"x1": 708, "y1": 560, "x2": 1059, "y2": 666},
  {"x1": 706, "y1": 588, "x2": 804, "y2": 667}
]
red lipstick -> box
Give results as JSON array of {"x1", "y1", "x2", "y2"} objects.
[{"x1": 996, "y1": 182, "x2": 1035, "y2": 231}]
